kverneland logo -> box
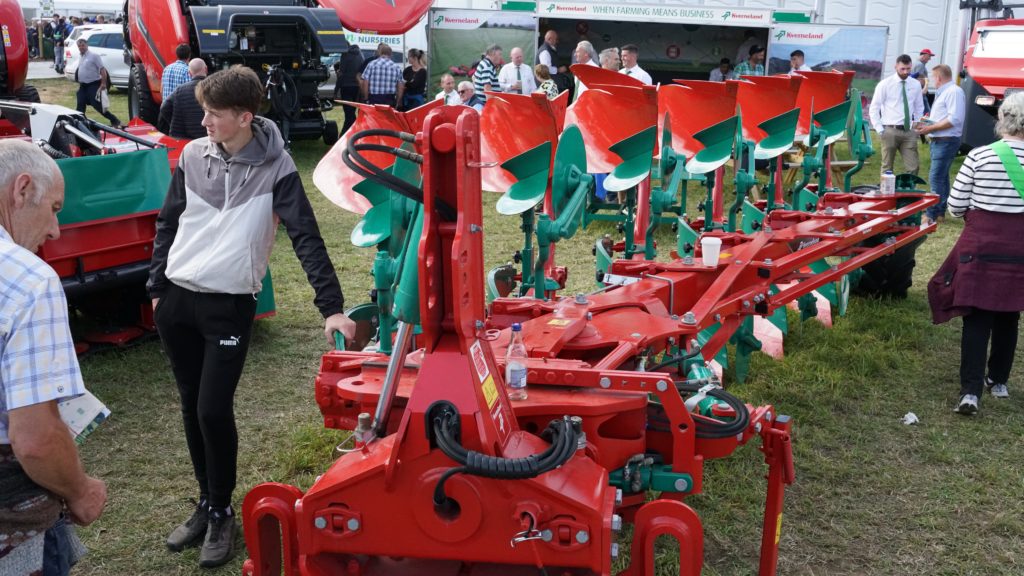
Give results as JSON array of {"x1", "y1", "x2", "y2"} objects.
[
  {"x1": 439, "y1": 15, "x2": 482, "y2": 24},
  {"x1": 550, "y1": 4, "x2": 586, "y2": 11}
]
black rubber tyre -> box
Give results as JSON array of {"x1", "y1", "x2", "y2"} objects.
[
  {"x1": 15, "y1": 85, "x2": 41, "y2": 103},
  {"x1": 128, "y1": 64, "x2": 159, "y2": 125},
  {"x1": 848, "y1": 185, "x2": 923, "y2": 299},
  {"x1": 323, "y1": 119, "x2": 339, "y2": 146},
  {"x1": 851, "y1": 235, "x2": 925, "y2": 300}
]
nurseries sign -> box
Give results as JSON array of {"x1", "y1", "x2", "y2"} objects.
[{"x1": 540, "y1": 2, "x2": 770, "y2": 25}]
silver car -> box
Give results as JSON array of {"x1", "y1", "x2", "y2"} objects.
[{"x1": 63, "y1": 25, "x2": 130, "y2": 90}]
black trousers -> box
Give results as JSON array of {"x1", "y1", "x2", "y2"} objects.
[
  {"x1": 76, "y1": 81, "x2": 121, "y2": 126},
  {"x1": 960, "y1": 308, "x2": 1020, "y2": 396},
  {"x1": 155, "y1": 283, "x2": 258, "y2": 508},
  {"x1": 337, "y1": 86, "x2": 360, "y2": 135}
]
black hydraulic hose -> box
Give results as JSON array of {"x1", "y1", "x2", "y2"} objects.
[
  {"x1": 268, "y1": 69, "x2": 300, "y2": 121},
  {"x1": 646, "y1": 347, "x2": 705, "y2": 373},
  {"x1": 677, "y1": 381, "x2": 750, "y2": 439},
  {"x1": 430, "y1": 406, "x2": 579, "y2": 512},
  {"x1": 646, "y1": 382, "x2": 750, "y2": 439},
  {"x1": 37, "y1": 141, "x2": 70, "y2": 159},
  {"x1": 343, "y1": 129, "x2": 457, "y2": 219}
]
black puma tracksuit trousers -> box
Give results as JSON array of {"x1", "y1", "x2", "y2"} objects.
[{"x1": 154, "y1": 282, "x2": 258, "y2": 508}]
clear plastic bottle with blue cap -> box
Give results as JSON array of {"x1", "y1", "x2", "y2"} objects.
[{"x1": 505, "y1": 323, "x2": 528, "y2": 400}]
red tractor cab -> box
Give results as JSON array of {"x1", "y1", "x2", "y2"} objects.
[
  {"x1": 123, "y1": 0, "x2": 350, "y2": 146},
  {"x1": 960, "y1": 18, "x2": 1024, "y2": 151}
]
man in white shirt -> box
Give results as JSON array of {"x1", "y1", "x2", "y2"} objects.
[
  {"x1": 435, "y1": 74, "x2": 461, "y2": 105},
  {"x1": 789, "y1": 50, "x2": 812, "y2": 73},
  {"x1": 709, "y1": 58, "x2": 731, "y2": 82},
  {"x1": 870, "y1": 54, "x2": 925, "y2": 176},
  {"x1": 74, "y1": 39, "x2": 122, "y2": 127},
  {"x1": 572, "y1": 41, "x2": 600, "y2": 101},
  {"x1": 498, "y1": 47, "x2": 537, "y2": 95},
  {"x1": 619, "y1": 44, "x2": 652, "y2": 85},
  {"x1": 916, "y1": 63, "x2": 966, "y2": 224},
  {"x1": 599, "y1": 48, "x2": 620, "y2": 71}
]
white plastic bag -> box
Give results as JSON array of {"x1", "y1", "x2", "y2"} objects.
[{"x1": 97, "y1": 87, "x2": 110, "y2": 112}]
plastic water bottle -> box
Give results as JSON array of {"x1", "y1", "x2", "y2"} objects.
[
  {"x1": 880, "y1": 171, "x2": 896, "y2": 195},
  {"x1": 505, "y1": 323, "x2": 528, "y2": 400}
]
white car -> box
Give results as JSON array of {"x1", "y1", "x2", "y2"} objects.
[{"x1": 63, "y1": 25, "x2": 130, "y2": 90}]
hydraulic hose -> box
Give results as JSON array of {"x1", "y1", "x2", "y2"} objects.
[
  {"x1": 429, "y1": 402, "x2": 579, "y2": 513},
  {"x1": 341, "y1": 128, "x2": 457, "y2": 220},
  {"x1": 645, "y1": 346, "x2": 705, "y2": 373},
  {"x1": 37, "y1": 141, "x2": 71, "y2": 160},
  {"x1": 267, "y1": 68, "x2": 300, "y2": 121},
  {"x1": 647, "y1": 381, "x2": 751, "y2": 440}
]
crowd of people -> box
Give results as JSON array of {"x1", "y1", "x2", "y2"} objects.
[{"x1": 25, "y1": 14, "x2": 119, "y2": 73}]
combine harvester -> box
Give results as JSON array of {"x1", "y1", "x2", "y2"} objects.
[{"x1": 240, "y1": 69, "x2": 937, "y2": 574}]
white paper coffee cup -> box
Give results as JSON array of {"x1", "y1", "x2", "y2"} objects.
[{"x1": 700, "y1": 236, "x2": 722, "y2": 267}]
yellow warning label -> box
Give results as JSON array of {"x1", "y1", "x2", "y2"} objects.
[
  {"x1": 547, "y1": 318, "x2": 572, "y2": 326},
  {"x1": 201, "y1": 29, "x2": 225, "y2": 34},
  {"x1": 481, "y1": 375, "x2": 498, "y2": 409},
  {"x1": 775, "y1": 513, "x2": 783, "y2": 544}
]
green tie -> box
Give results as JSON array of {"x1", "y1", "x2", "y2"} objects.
[
  {"x1": 516, "y1": 66, "x2": 521, "y2": 81},
  {"x1": 626, "y1": 69, "x2": 632, "y2": 75},
  {"x1": 901, "y1": 79, "x2": 911, "y2": 131}
]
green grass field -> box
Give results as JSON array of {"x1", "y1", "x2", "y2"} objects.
[{"x1": 25, "y1": 77, "x2": 1024, "y2": 575}]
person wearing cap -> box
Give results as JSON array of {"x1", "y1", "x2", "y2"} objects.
[
  {"x1": 869, "y1": 54, "x2": 924, "y2": 176},
  {"x1": 731, "y1": 44, "x2": 765, "y2": 79},
  {"x1": 913, "y1": 49, "x2": 934, "y2": 113}
]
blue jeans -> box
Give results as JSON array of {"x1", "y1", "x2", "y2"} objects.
[
  {"x1": 928, "y1": 138, "x2": 959, "y2": 220},
  {"x1": 403, "y1": 93, "x2": 425, "y2": 110},
  {"x1": 42, "y1": 517, "x2": 75, "y2": 576}
]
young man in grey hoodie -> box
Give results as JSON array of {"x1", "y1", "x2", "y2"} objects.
[{"x1": 147, "y1": 66, "x2": 355, "y2": 568}]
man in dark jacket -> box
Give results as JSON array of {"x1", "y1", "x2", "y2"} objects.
[
  {"x1": 157, "y1": 59, "x2": 208, "y2": 139},
  {"x1": 147, "y1": 66, "x2": 355, "y2": 568},
  {"x1": 334, "y1": 45, "x2": 363, "y2": 134}
]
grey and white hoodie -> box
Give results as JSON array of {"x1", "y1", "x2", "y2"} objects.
[{"x1": 147, "y1": 117, "x2": 344, "y2": 318}]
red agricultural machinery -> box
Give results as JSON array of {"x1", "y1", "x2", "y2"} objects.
[
  {"x1": 0, "y1": 0, "x2": 39, "y2": 103},
  {"x1": 959, "y1": 15, "x2": 1024, "y2": 151},
  {"x1": 122, "y1": 0, "x2": 430, "y2": 145},
  {"x1": 241, "y1": 68, "x2": 936, "y2": 575},
  {"x1": 1, "y1": 99, "x2": 192, "y2": 350}
]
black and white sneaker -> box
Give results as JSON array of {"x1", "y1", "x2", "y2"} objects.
[
  {"x1": 955, "y1": 394, "x2": 979, "y2": 415},
  {"x1": 985, "y1": 377, "x2": 1009, "y2": 399}
]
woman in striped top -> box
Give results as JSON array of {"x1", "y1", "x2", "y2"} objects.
[{"x1": 929, "y1": 92, "x2": 1024, "y2": 416}]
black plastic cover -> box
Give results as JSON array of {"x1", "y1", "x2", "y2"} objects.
[{"x1": 190, "y1": 6, "x2": 349, "y2": 54}]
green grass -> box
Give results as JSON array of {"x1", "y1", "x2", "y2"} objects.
[{"x1": 25, "y1": 77, "x2": 1024, "y2": 575}]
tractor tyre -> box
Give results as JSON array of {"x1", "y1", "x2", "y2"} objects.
[
  {"x1": 851, "y1": 235, "x2": 925, "y2": 300},
  {"x1": 848, "y1": 184, "x2": 921, "y2": 299},
  {"x1": 128, "y1": 64, "x2": 159, "y2": 125},
  {"x1": 15, "y1": 85, "x2": 41, "y2": 103},
  {"x1": 323, "y1": 120, "x2": 339, "y2": 146}
]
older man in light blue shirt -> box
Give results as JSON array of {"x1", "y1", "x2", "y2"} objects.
[{"x1": 916, "y1": 63, "x2": 965, "y2": 223}]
